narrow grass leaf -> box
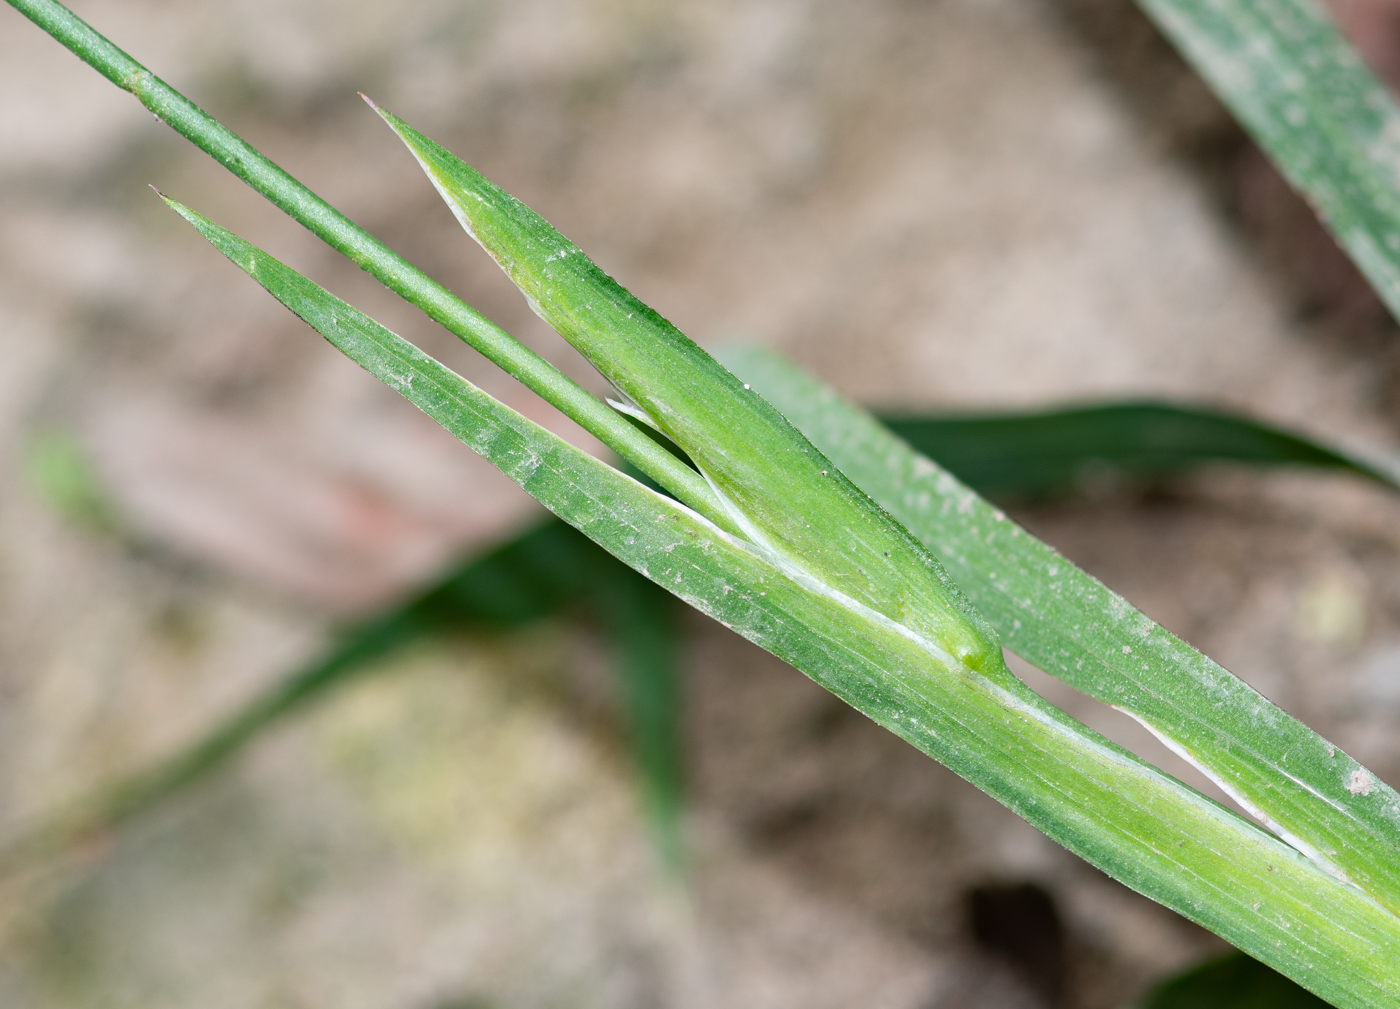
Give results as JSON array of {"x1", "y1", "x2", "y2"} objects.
[
  {"x1": 882, "y1": 401, "x2": 1400, "y2": 499},
  {"x1": 14, "y1": 0, "x2": 1400, "y2": 997},
  {"x1": 725, "y1": 344, "x2": 1400, "y2": 922},
  {"x1": 5, "y1": 0, "x2": 735, "y2": 533},
  {"x1": 1135, "y1": 0, "x2": 1400, "y2": 324},
  {"x1": 372, "y1": 105, "x2": 1009, "y2": 681},
  {"x1": 15, "y1": 393, "x2": 1389, "y2": 871},
  {"x1": 171, "y1": 201, "x2": 1400, "y2": 1006}
]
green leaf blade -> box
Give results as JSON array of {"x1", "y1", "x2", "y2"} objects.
[
  {"x1": 1137, "y1": 0, "x2": 1400, "y2": 323},
  {"x1": 6, "y1": 0, "x2": 738, "y2": 532},
  {"x1": 881, "y1": 401, "x2": 1400, "y2": 499},
  {"x1": 725, "y1": 344, "x2": 1400, "y2": 924},
  {"x1": 171, "y1": 204, "x2": 1400, "y2": 1006},
  {"x1": 371, "y1": 106, "x2": 1009, "y2": 679}
]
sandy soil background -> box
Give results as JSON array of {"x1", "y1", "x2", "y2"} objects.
[{"x1": 3, "y1": 0, "x2": 1400, "y2": 1006}]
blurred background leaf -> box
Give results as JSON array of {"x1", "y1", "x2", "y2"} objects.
[
  {"x1": 1, "y1": 520, "x2": 685, "y2": 873},
  {"x1": 1135, "y1": 951, "x2": 1330, "y2": 1009},
  {"x1": 883, "y1": 400, "x2": 1400, "y2": 499},
  {"x1": 23, "y1": 429, "x2": 122, "y2": 534}
]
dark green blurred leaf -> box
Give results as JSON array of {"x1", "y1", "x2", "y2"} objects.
[
  {"x1": 881, "y1": 401, "x2": 1400, "y2": 499},
  {"x1": 595, "y1": 573, "x2": 686, "y2": 870},
  {"x1": 1137, "y1": 952, "x2": 1330, "y2": 1009},
  {"x1": 2, "y1": 520, "x2": 685, "y2": 872},
  {"x1": 408, "y1": 515, "x2": 618, "y2": 628},
  {"x1": 97, "y1": 520, "x2": 624, "y2": 827}
]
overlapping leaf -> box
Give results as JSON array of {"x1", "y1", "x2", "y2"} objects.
[
  {"x1": 727, "y1": 345, "x2": 1400, "y2": 918},
  {"x1": 157, "y1": 199, "x2": 1400, "y2": 1006},
  {"x1": 373, "y1": 106, "x2": 1007, "y2": 680},
  {"x1": 383, "y1": 87, "x2": 1400, "y2": 925},
  {"x1": 13, "y1": 393, "x2": 1394, "y2": 880},
  {"x1": 10, "y1": 0, "x2": 1400, "y2": 1002}
]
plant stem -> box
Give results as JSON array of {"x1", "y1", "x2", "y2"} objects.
[{"x1": 3, "y1": 0, "x2": 736, "y2": 532}]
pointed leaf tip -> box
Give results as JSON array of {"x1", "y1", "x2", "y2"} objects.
[
  {"x1": 371, "y1": 109, "x2": 1013, "y2": 676},
  {"x1": 150, "y1": 188, "x2": 193, "y2": 220},
  {"x1": 159, "y1": 195, "x2": 201, "y2": 227}
]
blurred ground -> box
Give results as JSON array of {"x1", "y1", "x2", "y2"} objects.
[{"x1": 3, "y1": 0, "x2": 1400, "y2": 1006}]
